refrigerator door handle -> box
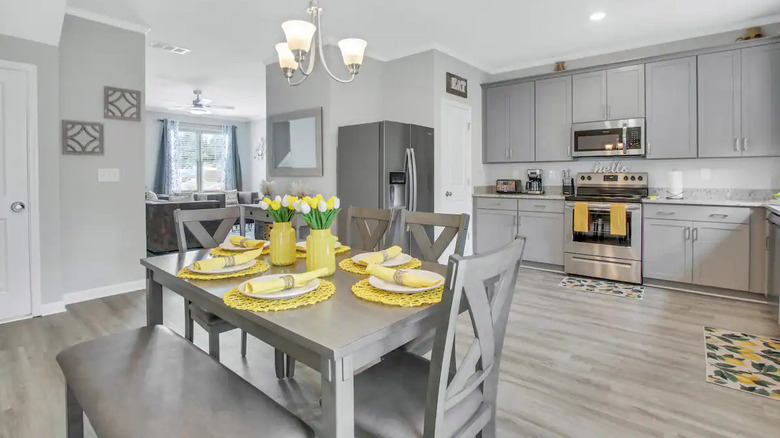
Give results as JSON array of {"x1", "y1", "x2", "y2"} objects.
[
  {"x1": 403, "y1": 148, "x2": 412, "y2": 210},
  {"x1": 409, "y1": 147, "x2": 418, "y2": 211}
]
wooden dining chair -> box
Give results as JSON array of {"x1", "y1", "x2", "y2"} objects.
[
  {"x1": 174, "y1": 206, "x2": 247, "y2": 360},
  {"x1": 399, "y1": 210, "x2": 470, "y2": 263},
  {"x1": 346, "y1": 206, "x2": 394, "y2": 251},
  {"x1": 353, "y1": 236, "x2": 526, "y2": 438}
]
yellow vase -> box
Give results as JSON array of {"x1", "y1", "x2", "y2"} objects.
[
  {"x1": 270, "y1": 221, "x2": 296, "y2": 266},
  {"x1": 306, "y1": 229, "x2": 336, "y2": 275}
]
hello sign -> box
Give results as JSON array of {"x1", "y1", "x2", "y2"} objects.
[
  {"x1": 593, "y1": 161, "x2": 629, "y2": 173},
  {"x1": 446, "y1": 72, "x2": 467, "y2": 98}
]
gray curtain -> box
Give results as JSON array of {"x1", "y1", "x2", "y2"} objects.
[
  {"x1": 224, "y1": 125, "x2": 243, "y2": 190},
  {"x1": 153, "y1": 119, "x2": 180, "y2": 194}
]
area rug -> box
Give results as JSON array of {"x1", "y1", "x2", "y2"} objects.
[
  {"x1": 557, "y1": 276, "x2": 644, "y2": 300},
  {"x1": 704, "y1": 327, "x2": 780, "y2": 400}
]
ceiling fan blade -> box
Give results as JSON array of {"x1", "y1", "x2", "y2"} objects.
[
  {"x1": 199, "y1": 98, "x2": 213, "y2": 105},
  {"x1": 205, "y1": 104, "x2": 235, "y2": 110},
  {"x1": 167, "y1": 106, "x2": 191, "y2": 110}
]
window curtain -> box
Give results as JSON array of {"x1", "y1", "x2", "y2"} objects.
[
  {"x1": 223, "y1": 124, "x2": 243, "y2": 190},
  {"x1": 153, "y1": 119, "x2": 181, "y2": 194}
]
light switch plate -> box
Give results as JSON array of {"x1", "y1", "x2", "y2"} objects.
[
  {"x1": 98, "y1": 168, "x2": 120, "y2": 182},
  {"x1": 700, "y1": 168, "x2": 711, "y2": 181}
]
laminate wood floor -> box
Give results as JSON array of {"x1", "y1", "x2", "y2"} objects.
[{"x1": 1, "y1": 268, "x2": 779, "y2": 437}]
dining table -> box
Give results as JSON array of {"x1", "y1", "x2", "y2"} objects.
[{"x1": 140, "y1": 248, "x2": 448, "y2": 438}]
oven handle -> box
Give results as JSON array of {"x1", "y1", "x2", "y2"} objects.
[
  {"x1": 571, "y1": 256, "x2": 635, "y2": 268},
  {"x1": 565, "y1": 202, "x2": 641, "y2": 211}
]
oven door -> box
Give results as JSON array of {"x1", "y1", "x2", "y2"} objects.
[
  {"x1": 571, "y1": 119, "x2": 645, "y2": 158},
  {"x1": 564, "y1": 202, "x2": 642, "y2": 260}
]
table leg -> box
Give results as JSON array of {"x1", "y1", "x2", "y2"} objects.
[
  {"x1": 320, "y1": 356, "x2": 355, "y2": 438},
  {"x1": 146, "y1": 268, "x2": 163, "y2": 326}
]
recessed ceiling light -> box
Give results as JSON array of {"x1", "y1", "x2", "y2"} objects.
[{"x1": 590, "y1": 11, "x2": 606, "y2": 21}]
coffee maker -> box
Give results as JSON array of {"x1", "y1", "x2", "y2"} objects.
[{"x1": 525, "y1": 169, "x2": 544, "y2": 195}]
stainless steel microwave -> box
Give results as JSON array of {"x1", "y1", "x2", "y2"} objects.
[{"x1": 571, "y1": 119, "x2": 645, "y2": 158}]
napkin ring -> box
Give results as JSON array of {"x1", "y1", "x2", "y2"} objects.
[
  {"x1": 281, "y1": 275, "x2": 295, "y2": 290},
  {"x1": 380, "y1": 250, "x2": 389, "y2": 262},
  {"x1": 393, "y1": 270, "x2": 405, "y2": 285},
  {"x1": 224, "y1": 255, "x2": 236, "y2": 267}
]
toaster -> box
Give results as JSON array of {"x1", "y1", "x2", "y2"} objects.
[{"x1": 495, "y1": 179, "x2": 521, "y2": 194}]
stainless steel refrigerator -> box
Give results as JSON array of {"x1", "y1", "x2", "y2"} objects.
[{"x1": 337, "y1": 121, "x2": 434, "y2": 250}]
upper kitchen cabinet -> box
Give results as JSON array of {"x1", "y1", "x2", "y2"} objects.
[
  {"x1": 484, "y1": 85, "x2": 510, "y2": 163},
  {"x1": 606, "y1": 65, "x2": 645, "y2": 120},
  {"x1": 645, "y1": 57, "x2": 697, "y2": 159},
  {"x1": 535, "y1": 76, "x2": 572, "y2": 161},
  {"x1": 741, "y1": 43, "x2": 780, "y2": 157},
  {"x1": 572, "y1": 71, "x2": 606, "y2": 123},
  {"x1": 483, "y1": 82, "x2": 535, "y2": 163},
  {"x1": 698, "y1": 50, "x2": 742, "y2": 158}
]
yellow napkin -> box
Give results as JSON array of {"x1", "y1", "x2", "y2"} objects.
[
  {"x1": 610, "y1": 204, "x2": 627, "y2": 236},
  {"x1": 573, "y1": 202, "x2": 589, "y2": 233},
  {"x1": 358, "y1": 246, "x2": 402, "y2": 265},
  {"x1": 192, "y1": 249, "x2": 263, "y2": 272},
  {"x1": 243, "y1": 268, "x2": 329, "y2": 295},
  {"x1": 367, "y1": 264, "x2": 441, "y2": 288},
  {"x1": 228, "y1": 236, "x2": 266, "y2": 248}
]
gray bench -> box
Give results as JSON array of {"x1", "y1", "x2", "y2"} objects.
[{"x1": 56, "y1": 326, "x2": 314, "y2": 438}]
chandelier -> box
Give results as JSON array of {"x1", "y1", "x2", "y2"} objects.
[{"x1": 274, "y1": 0, "x2": 367, "y2": 86}]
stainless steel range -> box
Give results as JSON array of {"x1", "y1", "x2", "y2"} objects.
[{"x1": 564, "y1": 172, "x2": 648, "y2": 284}]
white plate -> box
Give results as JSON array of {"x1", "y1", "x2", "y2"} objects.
[
  {"x1": 296, "y1": 241, "x2": 342, "y2": 251},
  {"x1": 238, "y1": 274, "x2": 321, "y2": 300},
  {"x1": 219, "y1": 240, "x2": 269, "y2": 251},
  {"x1": 368, "y1": 270, "x2": 444, "y2": 294},
  {"x1": 351, "y1": 252, "x2": 413, "y2": 267},
  {"x1": 189, "y1": 259, "x2": 257, "y2": 274}
]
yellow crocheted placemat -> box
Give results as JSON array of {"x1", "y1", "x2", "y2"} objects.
[
  {"x1": 177, "y1": 260, "x2": 270, "y2": 280},
  {"x1": 222, "y1": 280, "x2": 335, "y2": 312},
  {"x1": 351, "y1": 279, "x2": 443, "y2": 307},
  {"x1": 209, "y1": 247, "x2": 270, "y2": 257},
  {"x1": 338, "y1": 257, "x2": 421, "y2": 275},
  {"x1": 295, "y1": 245, "x2": 352, "y2": 259}
]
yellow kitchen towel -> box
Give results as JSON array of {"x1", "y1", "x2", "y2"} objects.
[
  {"x1": 366, "y1": 264, "x2": 441, "y2": 288},
  {"x1": 573, "y1": 202, "x2": 589, "y2": 233},
  {"x1": 228, "y1": 236, "x2": 266, "y2": 248},
  {"x1": 192, "y1": 249, "x2": 263, "y2": 271},
  {"x1": 610, "y1": 204, "x2": 627, "y2": 236},
  {"x1": 243, "y1": 268, "x2": 329, "y2": 295},
  {"x1": 358, "y1": 246, "x2": 402, "y2": 265}
]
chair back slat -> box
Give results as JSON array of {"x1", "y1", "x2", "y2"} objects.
[
  {"x1": 401, "y1": 211, "x2": 470, "y2": 263},
  {"x1": 422, "y1": 236, "x2": 526, "y2": 438},
  {"x1": 346, "y1": 206, "x2": 393, "y2": 251},
  {"x1": 174, "y1": 207, "x2": 241, "y2": 253}
]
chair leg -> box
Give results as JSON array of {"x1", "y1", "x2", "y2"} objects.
[
  {"x1": 274, "y1": 349, "x2": 286, "y2": 379},
  {"x1": 286, "y1": 354, "x2": 296, "y2": 378},
  {"x1": 184, "y1": 300, "x2": 194, "y2": 342},
  {"x1": 208, "y1": 331, "x2": 220, "y2": 360},
  {"x1": 241, "y1": 330, "x2": 247, "y2": 358},
  {"x1": 66, "y1": 385, "x2": 84, "y2": 438}
]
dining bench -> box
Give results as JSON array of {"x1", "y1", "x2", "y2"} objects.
[{"x1": 56, "y1": 326, "x2": 314, "y2": 438}]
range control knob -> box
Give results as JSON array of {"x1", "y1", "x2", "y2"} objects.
[
  {"x1": 638, "y1": 175, "x2": 644, "y2": 181},
  {"x1": 586, "y1": 175, "x2": 592, "y2": 181},
  {"x1": 623, "y1": 176, "x2": 629, "y2": 181},
  {"x1": 630, "y1": 176, "x2": 636, "y2": 181},
  {"x1": 580, "y1": 176, "x2": 585, "y2": 180}
]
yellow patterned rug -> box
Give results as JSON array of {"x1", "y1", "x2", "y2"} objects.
[
  {"x1": 704, "y1": 327, "x2": 780, "y2": 400},
  {"x1": 558, "y1": 276, "x2": 644, "y2": 300}
]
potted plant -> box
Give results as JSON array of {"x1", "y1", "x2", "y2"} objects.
[
  {"x1": 259, "y1": 195, "x2": 298, "y2": 266},
  {"x1": 294, "y1": 195, "x2": 340, "y2": 275}
]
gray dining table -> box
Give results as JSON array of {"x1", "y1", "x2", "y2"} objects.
[{"x1": 140, "y1": 249, "x2": 447, "y2": 438}]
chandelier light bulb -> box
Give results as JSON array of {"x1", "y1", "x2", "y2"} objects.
[
  {"x1": 281, "y1": 20, "x2": 316, "y2": 53},
  {"x1": 337, "y1": 38, "x2": 368, "y2": 66}
]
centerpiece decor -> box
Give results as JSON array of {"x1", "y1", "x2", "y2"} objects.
[
  {"x1": 294, "y1": 195, "x2": 340, "y2": 275},
  {"x1": 260, "y1": 195, "x2": 298, "y2": 266}
]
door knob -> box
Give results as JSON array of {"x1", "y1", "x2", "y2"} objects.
[
  {"x1": 445, "y1": 191, "x2": 452, "y2": 197},
  {"x1": 10, "y1": 201, "x2": 25, "y2": 213}
]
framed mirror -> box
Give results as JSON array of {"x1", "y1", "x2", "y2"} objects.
[{"x1": 267, "y1": 107, "x2": 323, "y2": 177}]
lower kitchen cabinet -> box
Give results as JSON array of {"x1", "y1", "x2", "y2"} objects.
[
  {"x1": 643, "y1": 219, "x2": 693, "y2": 283},
  {"x1": 518, "y1": 212, "x2": 564, "y2": 265},
  {"x1": 692, "y1": 222, "x2": 750, "y2": 291},
  {"x1": 474, "y1": 209, "x2": 516, "y2": 253}
]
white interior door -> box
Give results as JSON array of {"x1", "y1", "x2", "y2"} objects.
[
  {"x1": 0, "y1": 67, "x2": 32, "y2": 322},
  {"x1": 438, "y1": 99, "x2": 472, "y2": 261}
]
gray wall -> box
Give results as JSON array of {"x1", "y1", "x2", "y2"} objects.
[
  {"x1": 381, "y1": 51, "x2": 434, "y2": 127},
  {"x1": 0, "y1": 34, "x2": 62, "y2": 304},
  {"x1": 58, "y1": 16, "x2": 146, "y2": 295},
  {"x1": 144, "y1": 110, "x2": 251, "y2": 191}
]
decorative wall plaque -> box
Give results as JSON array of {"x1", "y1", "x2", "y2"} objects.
[
  {"x1": 593, "y1": 161, "x2": 629, "y2": 173},
  {"x1": 104, "y1": 86, "x2": 142, "y2": 121},
  {"x1": 62, "y1": 120, "x2": 104, "y2": 155},
  {"x1": 446, "y1": 72, "x2": 467, "y2": 98}
]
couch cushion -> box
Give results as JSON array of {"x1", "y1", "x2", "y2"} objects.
[{"x1": 225, "y1": 189, "x2": 239, "y2": 206}]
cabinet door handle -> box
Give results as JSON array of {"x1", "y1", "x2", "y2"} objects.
[
  {"x1": 692, "y1": 228, "x2": 698, "y2": 241},
  {"x1": 509, "y1": 148, "x2": 513, "y2": 160},
  {"x1": 708, "y1": 213, "x2": 728, "y2": 219},
  {"x1": 734, "y1": 138, "x2": 740, "y2": 152},
  {"x1": 657, "y1": 211, "x2": 675, "y2": 216},
  {"x1": 684, "y1": 227, "x2": 690, "y2": 240},
  {"x1": 742, "y1": 137, "x2": 748, "y2": 152},
  {"x1": 534, "y1": 204, "x2": 546, "y2": 208},
  {"x1": 505, "y1": 149, "x2": 509, "y2": 160}
]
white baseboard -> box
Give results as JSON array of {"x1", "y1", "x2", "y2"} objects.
[{"x1": 39, "y1": 279, "x2": 146, "y2": 316}]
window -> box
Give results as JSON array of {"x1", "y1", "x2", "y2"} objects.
[{"x1": 177, "y1": 126, "x2": 228, "y2": 192}]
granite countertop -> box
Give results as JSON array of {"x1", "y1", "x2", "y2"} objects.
[
  {"x1": 640, "y1": 198, "x2": 773, "y2": 208},
  {"x1": 766, "y1": 205, "x2": 780, "y2": 216},
  {"x1": 472, "y1": 192, "x2": 566, "y2": 200}
]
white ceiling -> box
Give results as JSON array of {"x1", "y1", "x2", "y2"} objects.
[
  {"x1": 65, "y1": 0, "x2": 780, "y2": 120},
  {"x1": 0, "y1": 0, "x2": 67, "y2": 46}
]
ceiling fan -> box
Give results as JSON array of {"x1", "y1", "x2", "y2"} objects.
[{"x1": 167, "y1": 90, "x2": 235, "y2": 114}]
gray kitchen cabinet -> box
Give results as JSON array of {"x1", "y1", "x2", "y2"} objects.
[
  {"x1": 517, "y1": 211, "x2": 564, "y2": 265},
  {"x1": 572, "y1": 70, "x2": 607, "y2": 123},
  {"x1": 474, "y1": 209, "x2": 516, "y2": 253},
  {"x1": 741, "y1": 43, "x2": 780, "y2": 157},
  {"x1": 606, "y1": 65, "x2": 645, "y2": 119},
  {"x1": 535, "y1": 76, "x2": 572, "y2": 161},
  {"x1": 643, "y1": 219, "x2": 693, "y2": 283},
  {"x1": 698, "y1": 50, "x2": 742, "y2": 158},
  {"x1": 508, "y1": 82, "x2": 535, "y2": 162},
  {"x1": 692, "y1": 222, "x2": 750, "y2": 291},
  {"x1": 485, "y1": 86, "x2": 510, "y2": 163},
  {"x1": 645, "y1": 57, "x2": 697, "y2": 159}
]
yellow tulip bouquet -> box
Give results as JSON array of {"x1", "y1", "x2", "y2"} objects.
[
  {"x1": 293, "y1": 195, "x2": 341, "y2": 229},
  {"x1": 259, "y1": 195, "x2": 298, "y2": 222}
]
